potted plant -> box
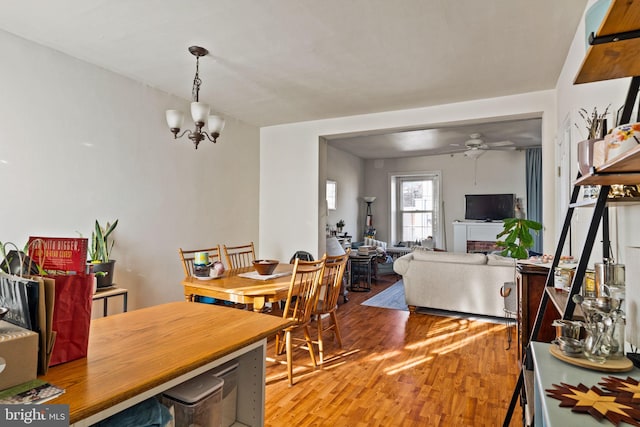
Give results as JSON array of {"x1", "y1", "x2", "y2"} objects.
[
  {"x1": 496, "y1": 218, "x2": 542, "y2": 259},
  {"x1": 336, "y1": 219, "x2": 345, "y2": 233},
  {"x1": 88, "y1": 219, "x2": 118, "y2": 288},
  {"x1": 576, "y1": 105, "x2": 610, "y2": 176}
]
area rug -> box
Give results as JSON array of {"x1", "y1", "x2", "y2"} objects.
[
  {"x1": 361, "y1": 280, "x2": 508, "y2": 325},
  {"x1": 361, "y1": 280, "x2": 408, "y2": 311}
]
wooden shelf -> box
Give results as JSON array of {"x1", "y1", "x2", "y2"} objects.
[
  {"x1": 569, "y1": 196, "x2": 640, "y2": 208},
  {"x1": 545, "y1": 287, "x2": 584, "y2": 320},
  {"x1": 575, "y1": 144, "x2": 640, "y2": 185},
  {"x1": 575, "y1": 0, "x2": 640, "y2": 84}
]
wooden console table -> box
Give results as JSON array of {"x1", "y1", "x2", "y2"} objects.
[
  {"x1": 41, "y1": 301, "x2": 291, "y2": 426},
  {"x1": 516, "y1": 263, "x2": 557, "y2": 365}
]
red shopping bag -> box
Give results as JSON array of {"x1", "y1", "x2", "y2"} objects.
[{"x1": 49, "y1": 274, "x2": 93, "y2": 366}]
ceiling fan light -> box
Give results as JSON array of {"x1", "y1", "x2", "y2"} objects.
[
  {"x1": 165, "y1": 109, "x2": 184, "y2": 130},
  {"x1": 465, "y1": 149, "x2": 485, "y2": 159},
  {"x1": 190, "y1": 101, "x2": 210, "y2": 124}
]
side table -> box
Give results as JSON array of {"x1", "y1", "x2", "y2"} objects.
[
  {"x1": 93, "y1": 286, "x2": 128, "y2": 317},
  {"x1": 348, "y1": 253, "x2": 376, "y2": 292}
]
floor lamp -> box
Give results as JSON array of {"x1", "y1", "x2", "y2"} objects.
[{"x1": 363, "y1": 196, "x2": 376, "y2": 238}]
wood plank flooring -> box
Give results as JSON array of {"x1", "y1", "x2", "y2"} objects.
[{"x1": 264, "y1": 275, "x2": 523, "y2": 426}]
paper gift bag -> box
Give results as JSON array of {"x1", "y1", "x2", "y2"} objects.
[
  {"x1": 49, "y1": 274, "x2": 93, "y2": 366},
  {"x1": 25, "y1": 276, "x2": 56, "y2": 374}
]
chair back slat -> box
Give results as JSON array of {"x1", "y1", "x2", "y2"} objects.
[
  {"x1": 223, "y1": 242, "x2": 256, "y2": 269},
  {"x1": 283, "y1": 257, "x2": 326, "y2": 325},
  {"x1": 315, "y1": 250, "x2": 349, "y2": 315},
  {"x1": 178, "y1": 246, "x2": 222, "y2": 278}
]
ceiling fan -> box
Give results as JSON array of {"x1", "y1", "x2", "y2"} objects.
[{"x1": 451, "y1": 133, "x2": 516, "y2": 158}]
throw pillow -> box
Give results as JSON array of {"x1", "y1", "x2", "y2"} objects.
[{"x1": 364, "y1": 237, "x2": 387, "y2": 250}]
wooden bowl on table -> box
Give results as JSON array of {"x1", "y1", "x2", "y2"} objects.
[{"x1": 253, "y1": 259, "x2": 279, "y2": 275}]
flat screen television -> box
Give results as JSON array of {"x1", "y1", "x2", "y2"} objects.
[{"x1": 465, "y1": 194, "x2": 515, "y2": 221}]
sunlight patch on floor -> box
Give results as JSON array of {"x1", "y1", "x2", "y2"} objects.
[
  {"x1": 406, "y1": 323, "x2": 498, "y2": 356},
  {"x1": 368, "y1": 349, "x2": 402, "y2": 361},
  {"x1": 383, "y1": 355, "x2": 435, "y2": 375}
]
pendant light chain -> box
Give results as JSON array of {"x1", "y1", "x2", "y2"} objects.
[{"x1": 192, "y1": 56, "x2": 202, "y2": 102}]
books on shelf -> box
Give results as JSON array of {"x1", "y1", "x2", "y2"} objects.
[
  {"x1": 27, "y1": 237, "x2": 88, "y2": 275},
  {"x1": 357, "y1": 246, "x2": 376, "y2": 256}
]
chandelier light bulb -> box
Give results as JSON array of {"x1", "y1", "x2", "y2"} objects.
[
  {"x1": 190, "y1": 102, "x2": 210, "y2": 124},
  {"x1": 165, "y1": 110, "x2": 184, "y2": 131},
  {"x1": 208, "y1": 115, "x2": 225, "y2": 134}
]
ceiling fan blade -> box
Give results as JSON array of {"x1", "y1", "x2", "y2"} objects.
[{"x1": 486, "y1": 140, "x2": 514, "y2": 147}]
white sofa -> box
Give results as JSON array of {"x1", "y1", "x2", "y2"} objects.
[{"x1": 393, "y1": 250, "x2": 516, "y2": 317}]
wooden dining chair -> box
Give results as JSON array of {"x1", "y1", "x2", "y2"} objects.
[
  {"x1": 178, "y1": 246, "x2": 222, "y2": 278},
  {"x1": 275, "y1": 256, "x2": 326, "y2": 386},
  {"x1": 313, "y1": 250, "x2": 349, "y2": 364},
  {"x1": 222, "y1": 242, "x2": 256, "y2": 269}
]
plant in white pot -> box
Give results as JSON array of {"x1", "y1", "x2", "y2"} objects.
[
  {"x1": 88, "y1": 219, "x2": 118, "y2": 288},
  {"x1": 576, "y1": 105, "x2": 610, "y2": 176}
]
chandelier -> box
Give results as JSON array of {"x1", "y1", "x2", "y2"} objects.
[{"x1": 165, "y1": 46, "x2": 225, "y2": 149}]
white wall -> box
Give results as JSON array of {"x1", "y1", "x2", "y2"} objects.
[
  {"x1": 0, "y1": 30, "x2": 260, "y2": 311},
  {"x1": 361, "y1": 150, "x2": 527, "y2": 250},
  {"x1": 261, "y1": 91, "x2": 557, "y2": 259},
  {"x1": 325, "y1": 145, "x2": 365, "y2": 240}
]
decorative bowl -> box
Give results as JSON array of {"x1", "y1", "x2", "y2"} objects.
[
  {"x1": 552, "y1": 319, "x2": 581, "y2": 340},
  {"x1": 253, "y1": 259, "x2": 279, "y2": 275},
  {"x1": 605, "y1": 122, "x2": 640, "y2": 162},
  {"x1": 554, "y1": 336, "x2": 584, "y2": 357}
]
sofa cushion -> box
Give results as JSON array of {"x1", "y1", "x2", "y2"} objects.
[
  {"x1": 364, "y1": 237, "x2": 387, "y2": 250},
  {"x1": 487, "y1": 253, "x2": 516, "y2": 266},
  {"x1": 412, "y1": 250, "x2": 487, "y2": 265}
]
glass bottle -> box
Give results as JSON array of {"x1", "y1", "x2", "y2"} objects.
[{"x1": 610, "y1": 308, "x2": 625, "y2": 359}]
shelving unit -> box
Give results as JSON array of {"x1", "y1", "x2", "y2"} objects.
[{"x1": 504, "y1": 1, "x2": 640, "y2": 425}]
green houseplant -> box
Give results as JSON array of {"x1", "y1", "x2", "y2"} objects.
[
  {"x1": 336, "y1": 219, "x2": 345, "y2": 233},
  {"x1": 89, "y1": 219, "x2": 118, "y2": 288},
  {"x1": 496, "y1": 218, "x2": 542, "y2": 259}
]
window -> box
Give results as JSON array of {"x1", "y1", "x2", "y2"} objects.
[
  {"x1": 392, "y1": 173, "x2": 441, "y2": 245},
  {"x1": 326, "y1": 180, "x2": 337, "y2": 210}
]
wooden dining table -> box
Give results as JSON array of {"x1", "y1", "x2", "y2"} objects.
[{"x1": 181, "y1": 263, "x2": 294, "y2": 312}]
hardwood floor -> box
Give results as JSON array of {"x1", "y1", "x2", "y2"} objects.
[{"x1": 264, "y1": 275, "x2": 523, "y2": 426}]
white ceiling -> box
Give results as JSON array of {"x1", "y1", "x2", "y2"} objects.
[
  {"x1": 0, "y1": 0, "x2": 587, "y2": 157},
  {"x1": 326, "y1": 117, "x2": 543, "y2": 159}
]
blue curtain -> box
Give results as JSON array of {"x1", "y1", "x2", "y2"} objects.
[{"x1": 526, "y1": 148, "x2": 543, "y2": 254}]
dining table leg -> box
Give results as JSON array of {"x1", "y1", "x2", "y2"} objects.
[{"x1": 252, "y1": 296, "x2": 267, "y2": 312}]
